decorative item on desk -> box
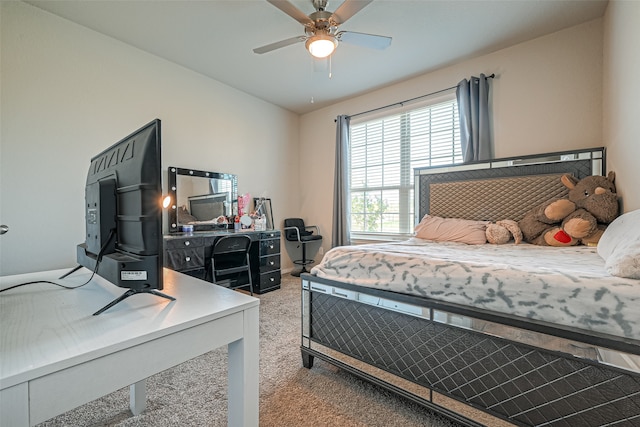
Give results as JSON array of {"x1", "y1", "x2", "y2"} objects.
[
  {"x1": 254, "y1": 215, "x2": 267, "y2": 231},
  {"x1": 234, "y1": 215, "x2": 241, "y2": 231},
  {"x1": 238, "y1": 193, "x2": 251, "y2": 216},
  {"x1": 214, "y1": 215, "x2": 228, "y2": 229},
  {"x1": 240, "y1": 214, "x2": 253, "y2": 229}
]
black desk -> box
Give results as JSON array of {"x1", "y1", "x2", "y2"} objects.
[{"x1": 164, "y1": 230, "x2": 281, "y2": 294}]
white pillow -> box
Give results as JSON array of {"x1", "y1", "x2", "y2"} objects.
[{"x1": 597, "y1": 209, "x2": 640, "y2": 279}]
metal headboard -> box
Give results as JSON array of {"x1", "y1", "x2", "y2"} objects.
[{"x1": 414, "y1": 148, "x2": 606, "y2": 223}]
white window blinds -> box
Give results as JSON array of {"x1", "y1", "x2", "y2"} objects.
[{"x1": 350, "y1": 97, "x2": 462, "y2": 237}]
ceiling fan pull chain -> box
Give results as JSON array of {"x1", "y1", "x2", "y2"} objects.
[{"x1": 329, "y1": 55, "x2": 332, "y2": 79}]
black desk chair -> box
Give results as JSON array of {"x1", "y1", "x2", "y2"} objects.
[
  {"x1": 283, "y1": 218, "x2": 322, "y2": 277},
  {"x1": 211, "y1": 235, "x2": 253, "y2": 295}
]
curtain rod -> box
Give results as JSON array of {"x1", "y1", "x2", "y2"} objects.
[{"x1": 344, "y1": 73, "x2": 495, "y2": 120}]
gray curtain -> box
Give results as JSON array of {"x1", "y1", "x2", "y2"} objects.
[
  {"x1": 332, "y1": 115, "x2": 351, "y2": 248},
  {"x1": 456, "y1": 73, "x2": 492, "y2": 162}
]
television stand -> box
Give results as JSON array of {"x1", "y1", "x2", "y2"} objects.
[
  {"x1": 59, "y1": 266, "x2": 176, "y2": 315},
  {"x1": 58, "y1": 265, "x2": 83, "y2": 279},
  {"x1": 94, "y1": 289, "x2": 176, "y2": 316}
]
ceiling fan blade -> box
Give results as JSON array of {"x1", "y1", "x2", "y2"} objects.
[
  {"x1": 330, "y1": 0, "x2": 373, "y2": 25},
  {"x1": 267, "y1": 0, "x2": 313, "y2": 25},
  {"x1": 337, "y1": 31, "x2": 391, "y2": 50},
  {"x1": 253, "y1": 36, "x2": 306, "y2": 54}
]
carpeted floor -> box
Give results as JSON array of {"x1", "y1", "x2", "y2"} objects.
[{"x1": 38, "y1": 274, "x2": 464, "y2": 427}]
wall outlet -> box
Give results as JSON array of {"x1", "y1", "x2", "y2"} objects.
[{"x1": 319, "y1": 246, "x2": 324, "y2": 255}]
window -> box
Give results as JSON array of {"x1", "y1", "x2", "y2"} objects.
[{"x1": 350, "y1": 96, "x2": 462, "y2": 238}]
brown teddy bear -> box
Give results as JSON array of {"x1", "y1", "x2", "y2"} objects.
[{"x1": 518, "y1": 172, "x2": 618, "y2": 246}]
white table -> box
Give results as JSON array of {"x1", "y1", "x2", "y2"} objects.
[{"x1": 0, "y1": 268, "x2": 259, "y2": 426}]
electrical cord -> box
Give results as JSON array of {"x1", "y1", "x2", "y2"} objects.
[{"x1": 0, "y1": 229, "x2": 116, "y2": 294}]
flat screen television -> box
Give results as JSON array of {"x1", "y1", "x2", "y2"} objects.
[{"x1": 64, "y1": 119, "x2": 174, "y2": 315}]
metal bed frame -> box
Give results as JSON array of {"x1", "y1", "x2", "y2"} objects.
[{"x1": 301, "y1": 148, "x2": 640, "y2": 426}]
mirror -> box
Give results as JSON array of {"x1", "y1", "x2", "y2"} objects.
[{"x1": 168, "y1": 167, "x2": 238, "y2": 232}]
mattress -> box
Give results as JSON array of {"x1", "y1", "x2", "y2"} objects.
[{"x1": 310, "y1": 239, "x2": 640, "y2": 341}]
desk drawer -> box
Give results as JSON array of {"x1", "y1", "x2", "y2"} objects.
[
  {"x1": 258, "y1": 269, "x2": 281, "y2": 291},
  {"x1": 261, "y1": 231, "x2": 280, "y2": 239},
  {"x1": 259, "y1": 254, "x2": 280, "y2": 272},
  {"x1": 165, "y1": 248, "x2": 205, "y2": 271},
  {"x1": 260, "y1": 239, "x2": 280, "y2": 256},
  {"x1": 165, "y1": 237, "x2": 204, "y2": 250}
]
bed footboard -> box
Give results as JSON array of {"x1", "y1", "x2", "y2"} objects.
[{"x1": 301, "y1": 276, "x2": 640, "y2": 427}]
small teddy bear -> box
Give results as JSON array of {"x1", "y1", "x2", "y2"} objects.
[
  {"x1": 486, "y1": 219, "x2": 523, "y2": 244},
  {"x1": 518, "y1": 172, "x2": 618, "y2": 246}
]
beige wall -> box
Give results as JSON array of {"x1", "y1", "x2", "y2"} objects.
[
  {"x1": 300, "y1": 19, "x2": 604, "y2": 257},
  {"x1": 0, "y1": 1, "x2": 299, "y2": 275},
  {"x1": 603, "y1": 0, "x2": 640, "y2": 213}
]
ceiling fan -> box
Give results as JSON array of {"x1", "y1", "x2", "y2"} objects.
[{"x1": 253, "y1": 0, "x2": 392, "y2": 58}]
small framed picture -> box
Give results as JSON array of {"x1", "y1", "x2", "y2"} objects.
[{"x1": 254, "y1": 197, "x2": 274, "y2": 230}]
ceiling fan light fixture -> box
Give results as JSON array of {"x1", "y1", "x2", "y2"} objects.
[{"x1": 306, "y1": 34, "x2": 337, "y2": 58}]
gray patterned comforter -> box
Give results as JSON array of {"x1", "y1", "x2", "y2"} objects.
[{"x1": 310, "y1": 239, "x2": 640, "y2": 340}]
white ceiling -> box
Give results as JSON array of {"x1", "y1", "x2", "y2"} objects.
[{"x1": 26, "y1": 0, "x2": 608, "y2": 114}]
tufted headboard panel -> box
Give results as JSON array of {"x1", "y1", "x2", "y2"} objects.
[
  {"x1": 428, "y1": 174, "x2": 568, "y2": 222},
  {"x1": 415, "y1": 148, "x2": 605, "y2": 223}
]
